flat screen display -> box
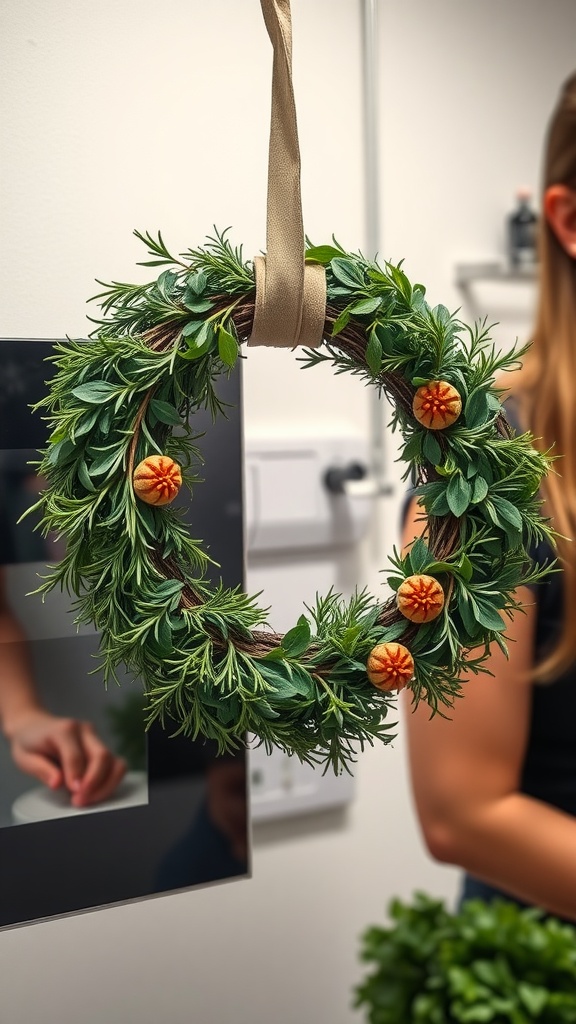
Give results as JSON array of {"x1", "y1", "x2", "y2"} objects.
[{"x1": 0, "y1": 339, "x2": 249, "y2": 928}]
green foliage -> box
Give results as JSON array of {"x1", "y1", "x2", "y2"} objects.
[
  {"x1": 105, "y1": 691, "x2": 147, "y2": 772},
  {"x1": 28, "y1": 230, "x2": 553, "y2": 773},
  {"x1": 355, "y1": 893, "x2": 576, "y2": 1023}
]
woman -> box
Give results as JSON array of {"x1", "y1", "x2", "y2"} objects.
[{"x1": 404, "y1": 72, "x2": 576, "y2": 921}]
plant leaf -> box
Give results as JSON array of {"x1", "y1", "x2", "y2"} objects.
[
  {"x1": 423, "y1": 432, "x2": 442, "y2": 465},
  {"x1": 331, "y1": 258, "x2": 364, "y2": 289},
  {"x1": 471, "y1": 476, "x2": 489, "y2": 504},
  {"x1": 305, "y1": 245, "x2": 342, "y2": 264},
  {"x1": 71, "y1": 381, "x2": 118, "y2": 404},
  {"x1": 474, "y1": 598, "x2": 505, "y2": 632},
  {"x1": 492, "y1": 495, "x2": 523, "y2": 533},
  {"x1": 465, "y1": 389, "x2": 491, "y2": 428},
  {"x1": 217, "y1": 325, "x2": 238, "y2": 368},
  {"x1": 447, "y1": 474, "x2": 472, "y2": 517},
  {"x1": 183, "y1": 296, "x2": 213, "y2": 314},
  {"x1": 185, "y1": 270, "x2": 208, "y2": 295},
  {"x1": 408, "y1": 536, "x2": 431, "y2": 573},
  {"x1": 282, "y1": 615, "x2": 312, "y2": 658},
  {"x1": 77, "y1": 459, "x2": 96, "y2": 492},
  {"x1": 150, "y1": 399, "x2": 182, "y2": 426},
  {"x1": 365, "y1": 330, "x2": 382, "y2": 374},
  {"x1": 351, "y1": 297, "x2": 381, "y2": 316},
  {"x1": 331, "y1": 306, "x2": 351, "y2": 337}
]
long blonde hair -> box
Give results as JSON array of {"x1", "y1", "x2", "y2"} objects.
[{"x1": 519, "y1": 71, "x2": 576, "y2": 681}]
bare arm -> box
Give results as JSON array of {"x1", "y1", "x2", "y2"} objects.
[
  {"x1": 403, "y1": 499, "x2": 576, "y2": 920},
  {"x1": 0, "y1": 568, "x2": 44, "y2": 732}
]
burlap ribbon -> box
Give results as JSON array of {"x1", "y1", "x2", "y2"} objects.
[{"x1": 248, "y1": 0, "x2": 326, "y2": 349}]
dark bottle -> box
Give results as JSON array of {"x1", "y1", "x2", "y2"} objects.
[{"x1": 508, "y1": 187, "x2": 538, "y2": 267}]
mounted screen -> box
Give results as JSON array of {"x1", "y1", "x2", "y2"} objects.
[{"x1": 0, "y1": 339, "x2": 249, "y2": 928}]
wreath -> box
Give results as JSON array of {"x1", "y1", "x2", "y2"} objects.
[
  {"x1": 26, "y1": 0, "x2": 553, "y2": 772},
  {"x1": 28, "y1": 229, "x2": 553, "y2": 773}
]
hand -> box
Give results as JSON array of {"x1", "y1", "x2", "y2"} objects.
[{"x1": 6, "y1": 709, "x2": 127, "y2": 808}]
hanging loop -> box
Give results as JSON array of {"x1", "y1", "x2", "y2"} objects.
[{"x1": 248, "y1": 0, "x2": 326, "y2": 349}]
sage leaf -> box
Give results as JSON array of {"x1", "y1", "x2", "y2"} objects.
[
  {"x1": 182, "y1": 320, "x2": 205, "y2": 338},
  {"x1": 429, "y1": 490, "x2": 450, "y2": 516},
  {"x1": 305, "y1": 245, "x2": 342, "y2": 264},
  {"x1": 331, "y1": 306, "x2": 351, "y2": 337},
  {"x1": 153, "y1": 616, "x2": 173, "y2": 656},
  {"x1": 183, "y1": 297, "x2": 213, "y2": 314},
  {"x1": 331, "y1": 258, "x2": 363, "y2": 289},
  {"x1": 446, "y1": 474, "x2": 472, "y2": 517},
  {"x1": 89, "y1": 447, "x2": 124, "y2": 476},
  {"x1": 403, "y1": 433, "x2": 423, "y2": 462},
  {"x1": 71, "y1": 381, "x2": 118, "y2": 404},
  {"x1": 217, "y1": 325, "x2": 238, "y2": 368},
  {"x1": 492, "y1": 495, "x2": 523, "y2": 532},
  {"x1": 471, "y1": 476, "x2": 489, "y2": 504},
  {"x1": 150, "y1": 399, "x2": 182, "y2": 426},
  {"x1": 181, "y1": 320, "x2": 214, "y2": 360},
  {"x1": 457, "y1": 553, "x2": 473, "y2": 583},
  {"x1": 156, "y1": 270, "x2": 177, "y2": 299},
  {"x1": 77, "y1": 459, "x2": 96, "y2": 492},
  {"x1": 459, "y1": 595, "x2": 480, "y2": 637},
  {"x1": 465, "y1": 389, "x2": 491, "y2": 427},
  {"x1": 351, "y1": 296, "x2": 381, "y2": 316},
  {"x1": 475, "y1": 598, "x2": 505, "y2": 632},
  {"x1": 282, "y1": 615, "x2": 312, "y2": 658},
  {"x1": 365, "y1": 330, "x2": 383, "y2": 374},
  {"x1": 186, "y1": 271, "x2": 208, "y2": 296},
  {"x1": 423, "y1": 432, "x2": 442, "y2": 465},
  {"x1": 262, "y1": 647, "x2": 287, "y2": 662},
  {"x1": 409, "y1": 536, "x2": 431, "y2": 574},
  {"x1": 47, "y1": 439, "x2": 75, "y2": 467}
]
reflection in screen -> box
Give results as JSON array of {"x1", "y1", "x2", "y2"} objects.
[
  {"x1": 0, "y1": 383, "x2": 148, "y2": 828},
  {"x1": 0, "y1": 341, "x2": 248, "y2": 925}
]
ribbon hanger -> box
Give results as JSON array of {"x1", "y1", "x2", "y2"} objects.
[{"x1": 248, "y1": 0, "x2": 326, "y2": 349}]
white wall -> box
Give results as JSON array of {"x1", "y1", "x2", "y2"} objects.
[{"x1": 1, "y1": 2, "x2": 576, "y2": 1022}]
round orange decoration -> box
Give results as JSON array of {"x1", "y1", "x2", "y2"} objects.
[
  {"x1": 366, "y1": 642, "x2": 415, "y2": 692},
  {"x1": 412, "y1": 380, "x2": 462, "y2": 430},
  {"x1": 397, "y1": 574, "x2": 445, "y2": 624},
  {"x1": 133, "y1": 455, "x2": 182, "y2": 506}
]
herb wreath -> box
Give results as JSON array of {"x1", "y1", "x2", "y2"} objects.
[{"x1": 29, "y1": 230, "x2": 553, "y2": 773}]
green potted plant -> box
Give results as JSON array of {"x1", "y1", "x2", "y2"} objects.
[{"x1": 354, "y1": 893, "x2": 576, "y2": 1022}]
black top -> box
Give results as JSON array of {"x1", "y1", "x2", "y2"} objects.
[
  {"x1": 519, "y1": 541, "x2": 576, "y2": 816},
  {"x1": 504, "y1": 400, "x2": 576, "y2": 818}
]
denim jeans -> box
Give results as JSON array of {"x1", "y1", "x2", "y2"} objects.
[
  {"x1": 459, "y1": 873, "x2": 531, "y2": 912},
  {"x1": 459, "y1": 873, "x2": 575, "y2": 927}
]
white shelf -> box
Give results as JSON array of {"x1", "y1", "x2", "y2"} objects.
[{"x1": 455, "y1": 261, "x2": 538, "y2": 288}]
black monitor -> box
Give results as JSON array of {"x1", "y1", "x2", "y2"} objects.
[{"x1": 0, "y1": 339, "x2": 249, "y2": 928}]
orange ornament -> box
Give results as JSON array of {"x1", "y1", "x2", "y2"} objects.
[
  {"x1": 133, "y1": 455, "x2": 182, "y2": 506},
  {"x1": 366, "y1": 642, "x2": 414, "y2": 692},
  {"x1": 412, "y1": 380, "x2": 462, "y2": 430},
  {"x1": 397, "y1": 574, "x2": 445, "y2": 624}
]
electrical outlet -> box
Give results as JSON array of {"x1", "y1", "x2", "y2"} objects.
[{"x1": 249, "y1": 741, "x2": 355, "y2": 822}]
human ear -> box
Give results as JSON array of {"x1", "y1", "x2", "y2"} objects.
[{"x1": 543, "y1": 184, "x2": 576, "y2": 257}]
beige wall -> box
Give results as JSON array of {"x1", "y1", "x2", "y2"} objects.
[{"x1": 1, "y1": 2, "x2": 575, "y2": 1022}]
